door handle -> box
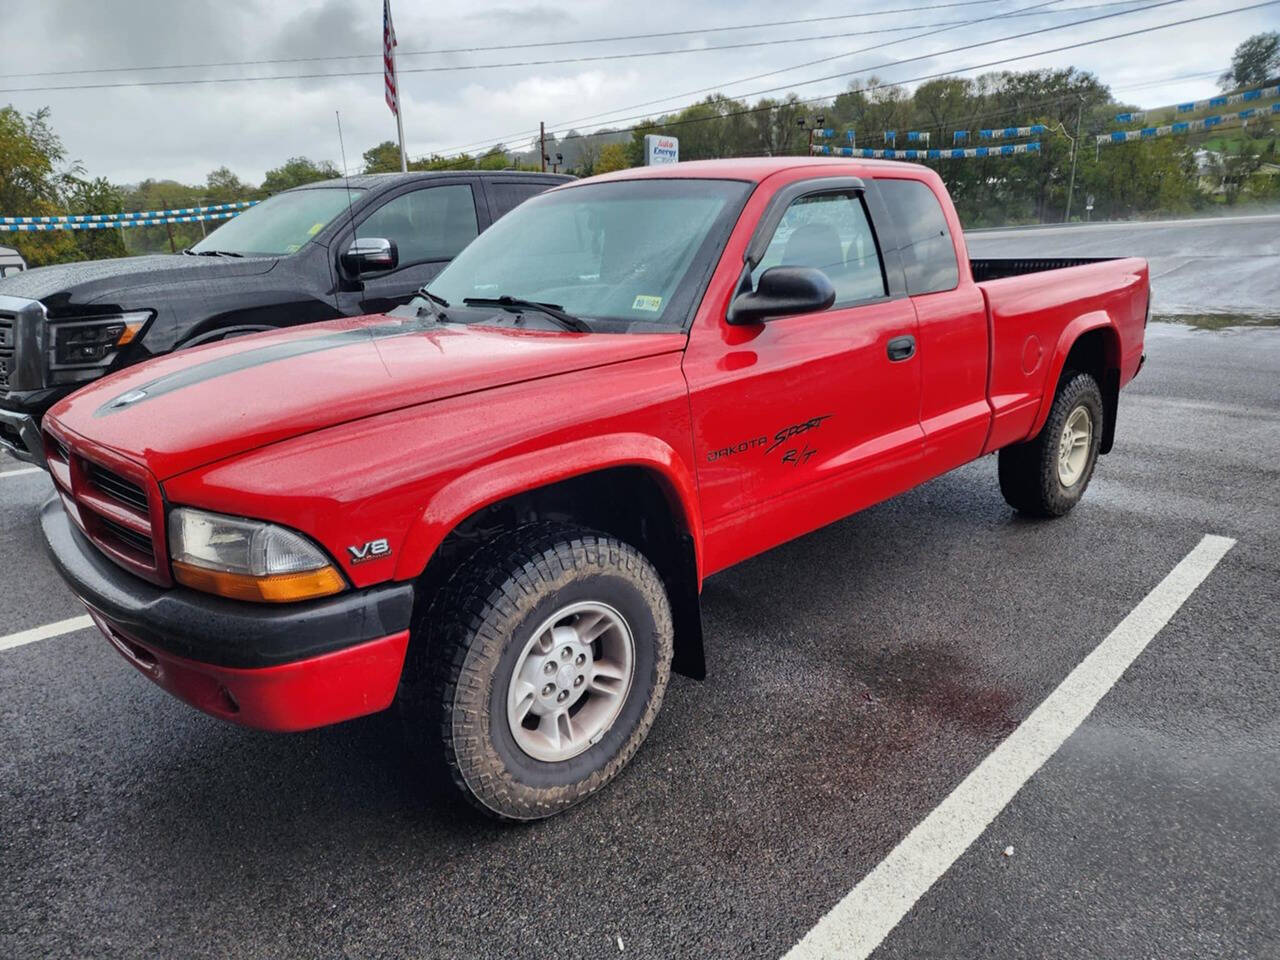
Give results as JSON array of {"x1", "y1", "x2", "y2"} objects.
[{"x1": 887, "y1": 335, "x2": 916, "y2": 362}]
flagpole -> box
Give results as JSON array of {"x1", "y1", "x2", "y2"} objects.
[
  {"x1": 395, "y1": 93, "x2": 407, "y2": 173},
  {"x1": 384, "y1": 0, "x2": 408, "y2": 172}
]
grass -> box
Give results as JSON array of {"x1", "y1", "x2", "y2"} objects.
[{"x1": 1153, "y1": 313, "x2": 1280, "y2": 330}]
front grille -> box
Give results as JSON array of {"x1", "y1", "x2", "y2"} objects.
[
  {"x1": 99, "y1": 515, "x2": 155, "y2": 560},
  {"x1": 46, "y1": 428, "x2": 169, "y2": 586},
  {"x1": 0, "y1": 312, "x2": 13, "y2": 389},
  {"x1": 86, "y1": 461, "x2": 149, "y2": 512}
]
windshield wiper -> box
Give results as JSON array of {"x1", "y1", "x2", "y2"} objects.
[
  {"x1": 413, "y1": 287, "x2": 449, "y2": 322},
  {"x1": 186, "y1": 249, "x2": 243, "y2": 258},
  {"x1": 463, "y1": 296, "x2": 591, "y2": 333}
]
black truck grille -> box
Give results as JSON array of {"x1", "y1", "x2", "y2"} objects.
[{"x1": 0, "y1": 312, "x2": 13, "y2": 389}]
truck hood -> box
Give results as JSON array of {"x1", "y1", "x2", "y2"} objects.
[
  {"x1": 47, "y1": 313, "x2": 687, "y2": 480},
  {"x1": 0, "y1": 253, "x2": 277, "y2": 312}
]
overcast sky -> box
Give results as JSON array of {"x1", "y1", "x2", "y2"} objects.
[{"x1": 2, "y1": 0, "x2": 1276, "y2": 185}]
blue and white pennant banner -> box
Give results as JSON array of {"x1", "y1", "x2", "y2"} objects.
[
  {"x1": 0, "y1": 200, "x2": 258, "y2": 226},
  {"x1": 1, "y1": 211, "x2": 241, "y2": 232},
  {"x1": 1098, "y1": 102, "x2": 1280, "y2": 145},
  {"x1": 1115, "y1": 83, "x2": 1280, "y2": 123},
  {"x1": 815, "y1": 129, "x2": 857, "y2": 147},
  {"x1": 813, "y1": 142, "x2": 1041, "y2": 160},
  {"x1": 953, "y1": 124, "x2": 1047, "y2": 143},
  {"x1": 882, "y1": 131, "x2": 932, "y2": 145}
]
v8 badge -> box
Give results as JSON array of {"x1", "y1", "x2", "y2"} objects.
[{"x1": 347, "y1": 538, "x2": 391, "y2": 564}]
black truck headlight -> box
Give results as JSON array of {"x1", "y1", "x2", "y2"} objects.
[{"x1": 49, "y1": 311, "x2": 150, "y2": 382}]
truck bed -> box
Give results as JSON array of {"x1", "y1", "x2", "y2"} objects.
[
  {"x1": 969, "y1": 257, "x2": 1117, "y2": 283},
  {"x1": 973, "y1": 255, "x2": 1150, "y2": 455}
]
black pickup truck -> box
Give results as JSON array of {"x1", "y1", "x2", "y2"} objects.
[{"x1": 0, "y1": 170, "x2": 571, "y2": 464}]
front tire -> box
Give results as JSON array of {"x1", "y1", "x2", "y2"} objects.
[
  {"x1": 998, "y1": 371, "x2": 1104, "y2": 517},
  {"x1": 400, "y1": 524, "x2": 673, "y2": 821}
]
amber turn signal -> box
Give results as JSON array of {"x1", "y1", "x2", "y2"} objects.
[{"x1": 172, "y1": 561, "x2": 346, "y2": 603}]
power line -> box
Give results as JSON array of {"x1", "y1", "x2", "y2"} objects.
[
  {"x1": 1, "y1": 0, "x2": 1088, "y2": 92},
  {"x1": 427, "y1": 0, "x2": 1078, "y2": 158},
  {"x1": 548, "y1": 0, "x2": 1200, "y2": 135},
  {"x1": 0, "y1": 1, "x2": 1022, "y2": 80},
  {"x1": 873, "y1": 67, "x2": 1229, "y2": 138},
  {"x1": 427, "y1": 0, "x2": 1185, "y2": 159},
  {"x1": 421, "y1": 0, "x2": 1277, "y2": 170}
]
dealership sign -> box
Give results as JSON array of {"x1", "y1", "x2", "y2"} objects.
[{"x1": 644, "y1": 135, "x2": 679, "y2": 165}]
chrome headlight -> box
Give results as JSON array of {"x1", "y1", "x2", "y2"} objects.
[
  {"x1": 48, "y1": 310, "x2": 150, "y2": 383},
  {"x1": 168, "y1": 507, "x2": 346, "y2": 603}
]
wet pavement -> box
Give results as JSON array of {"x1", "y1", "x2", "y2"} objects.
[
  {"x1": 967, "y1": 212, "x2": 1280, "y2": 318},
  {"x1": 2, "y1": 215, "x2": 1278, "y2": 957}
]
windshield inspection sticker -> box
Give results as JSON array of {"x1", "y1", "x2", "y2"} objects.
[{"x1": 632, "y1": 295, "x2": 663, "y2": 312}]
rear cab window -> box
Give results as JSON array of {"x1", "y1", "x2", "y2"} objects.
[
  {"x1": 877, "y1": 178, "x2": 960, "y2": 294},
  {"x1": 487, "y1": 181, "x2": 555, "y2": 221}
]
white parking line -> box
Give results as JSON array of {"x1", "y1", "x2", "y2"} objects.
[
  {"x1": 0, "y1": 467, "x2": 44, "y2": 480},
  {"x1": 0, "y1": 615, "x2": 94, "y2": 653},
  {"x1": 783, "y1": 533, "x2": 1236, "y2": 960}
]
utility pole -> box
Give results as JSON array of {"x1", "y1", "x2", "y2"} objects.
[
  {"x1": 1064, "y1": 98, "x2": 1083, "y2": 223},
  {"x1": 540, "y1": 122, "x2": 547, "y2": 173},
  {"x1": 798, "y1": 114, "x2": 825, "y2": 156},
  {"x1": 163, "y1": 198, "x2": 177, "y2": 253}
]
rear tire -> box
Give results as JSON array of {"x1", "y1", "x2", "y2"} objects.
[
  {"x1": 998, "y1": 371, "x2": 1104, "y2": 517},
  {"x1": 399, "y1": 523, "x2": 673, "y2": 821}
]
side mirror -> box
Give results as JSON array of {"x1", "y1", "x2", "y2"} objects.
[
  {"x1": 726, "y1": 266, "x2": 836, "y2": 325},
  {"x1": 341, "y1": 237, "x2": 398, "y2": 276}
]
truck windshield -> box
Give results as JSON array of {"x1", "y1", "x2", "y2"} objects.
[
  {"x1": 189, "y1": 187, "x2": 362, "y2": 257},
  {"x1": 427, "y1": 178, "x2": 750, "y2": 331}
]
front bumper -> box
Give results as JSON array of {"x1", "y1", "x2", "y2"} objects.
[
  {"x1": 0, "y1": 405, "x2": 45, "y2": 466},
  {"x1": 41, "y1": 496, "x2": 415, "y2": 731}
]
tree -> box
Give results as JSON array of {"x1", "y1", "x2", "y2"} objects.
[
  {"x1": 1220, "y1": 32, "x2": 1280, "y2": 89},
  {"x1": 66, "y1": 176, "x2": 126, "y2": 261},
  {"x1": 0, "y1": 106, "x2": 80, "y2": 267},
  {"x1": 262, "y1": 156, "x2": 340, "y2": 194},
  {"x1": 362, "y1": 140, "x2": 401, "y2": 173},
  {"x1": 595, "y1": 142, "x2": 631, "y2": 173},
  {"x1": 204, "y1": 166, "x2": 251, "y2": 203}
]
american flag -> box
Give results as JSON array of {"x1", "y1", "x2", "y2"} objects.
[{"x1": 383, "y1": 0, "x2": 399, "y2": 117}]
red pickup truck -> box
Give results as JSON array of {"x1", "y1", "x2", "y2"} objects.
[{"x1": 39, "y1": 158, "x2": 1148, "y2": 820}]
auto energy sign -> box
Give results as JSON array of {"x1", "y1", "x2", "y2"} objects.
[{"x1": 644, "y1": 135, "x2": 679, "y2": 165}]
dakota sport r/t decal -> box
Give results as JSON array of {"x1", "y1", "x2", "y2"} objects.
[{"x1": 708, "y1": 414, "x2": 832, "y2": 466}]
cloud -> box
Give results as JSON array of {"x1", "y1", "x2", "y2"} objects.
[{"x1": 0, "y1": 0, "x2": 1265, "y2": 187}]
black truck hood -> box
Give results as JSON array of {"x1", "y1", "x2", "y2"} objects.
[{"x1": 0, "y1": 254, "x2": 278, "y2": 313}]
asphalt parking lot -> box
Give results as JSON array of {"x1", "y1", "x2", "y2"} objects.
[
  {"x1": 967, "y1": 212, "x2": 1280, "y2": 317},
  {"x1": 2, "y1": 225, "x2": 1278, "y2": 958}
]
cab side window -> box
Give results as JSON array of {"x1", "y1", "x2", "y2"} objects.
[
  {"x1": 751, "y1": 191, "x2": 887, "y2": 306},
  {"x1": 488, "y1": 180, "x2": 551, "y2": 221},
  {"x1": 360, "y1": 184, "x2": 479, "y2": 267},
  {"x1": 877, "y1": 178, "x2": 959, "y2": 294}
]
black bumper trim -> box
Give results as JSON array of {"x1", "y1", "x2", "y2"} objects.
[
  {"x1": 0, "y1": 406, "x2": 44, "y2": 465},
  {"x1": 40, "y1": 496, "x2": 415, "y2": 669}
]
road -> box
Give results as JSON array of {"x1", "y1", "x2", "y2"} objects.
[
  {"x1": 967, "y1": 212, "x2": 1280, "y2": 318},
  {"x1": 2, "y1": 220, "x2": 1278, "y2": 958}
]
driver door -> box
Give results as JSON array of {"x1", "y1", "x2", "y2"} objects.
[
  {"x1": 337, "y1": 182, "x2": 484, "y2": 315},
  {"x1": 683, "y1": 180, "x2": 925, "y2": 573}
]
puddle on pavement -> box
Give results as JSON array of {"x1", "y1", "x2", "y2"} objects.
[{"x1": 1154, "y1": 313, "x2": 1280, "y2": 330}]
